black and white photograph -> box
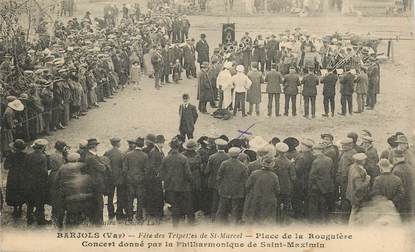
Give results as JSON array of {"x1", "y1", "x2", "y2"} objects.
[{"x1": 0, "y1": 0, "x2": 414, "y2": 251}]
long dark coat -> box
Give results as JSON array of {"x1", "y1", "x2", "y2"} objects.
[
  {"x1": 4, "y1": 151, "x2": 27, "y2": 206},
  {"x1": 246, "y1": 70, "x2": 263, "y2": 104},
  {"x1": 243, "y1": 169, "x2": 280, "y2": 224},
  {"x1": 183, "y1": 150, "x2": 203, "y2": 191},
  {"x1": 217, "y1": 158, "x2": 248, "y2": 199},
  {"x1": 294, "y1": 150, "x2": 314, "y2": 200},
  {"x1": 392, "y1": 160, "x2": 414, "y2": 215},
  {"x1": 179, "y1": 103, "x2": 198, "y2": 134},
  {"x1": 195, "y1": 39, "x2": 209, "y2": 63},
  {"x1": 145, "y1": 146, "x2": 164, "y2": 217},
  {"x1": 197, "y1": 70, "x2": 214, "y2": 102},
  {"x1": 24, "y1": 150, "x2": 49, "y2": 204},
  {"x1": 273, "y1": 154, "x2": 296, "y2": 196},
  {"x1": 205, "y1": 151, "x2": 230, "y2": 190},
  {"x1": 48, "y1": 151, "x2": 65, "y2": 207},
  {"x1": 160, "y1": 150, "x2": 192, "y2": 192},
  {"x1": 308, "y1": 154, "x2": 335, "y2": 194}
]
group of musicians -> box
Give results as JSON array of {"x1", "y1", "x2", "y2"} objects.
[{"x1": 199, "y1": 28, "x2": 380, "y2": 119}]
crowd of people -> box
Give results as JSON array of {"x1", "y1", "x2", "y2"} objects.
[
  {"x1": 0, "y1": 3, "x2": 193, "y2": 157},
  {"x1": 2, "y1": 128, "x2": 415, "y2": 227}
]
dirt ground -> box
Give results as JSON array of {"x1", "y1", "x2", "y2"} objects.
[{"x1": 1, "y1": 0, "x2": 415, "y2": 227}]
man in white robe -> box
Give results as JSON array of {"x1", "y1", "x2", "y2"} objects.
[{"x1": 216, "y1": 61, "x2": 233, "y2": 110}]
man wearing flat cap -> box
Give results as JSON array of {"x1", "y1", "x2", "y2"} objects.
[
  {"x1": 274, "y1": 142, "x2": 296, "y2": 222},
  {"x1": 216, "y1": 147, "x2": 248, "y2": 224},
  {"x1": 346, "y1": 153, "x2": 370, "y2": 216},
  {"x1": 82, "y1": 138, "x2": 107, "y2": 225},
  {"x1": 371, "y1": 159, "x2": 404, "y2": 213},
  {"x1": 104, "y1": 137, "x2": 126, "y2": 220},
  {"x1": 391, "y1": 150, "x2": 415, "y2": 219},
  {"x1": 243, "y1": 155, "x2": 280, "y2": 224},
  {"x1": 292, "y1": 138, "x2": 315, "y2": 219},
  {"x1": 307, "y1": 143, "x2": 335, "y2": 222},
  {"x1": 361, "y1": 135, "x2": 380, "y2": 185},
  {"x1": 204, "y1": 138, "x2": 230, "y2": 221},
  {"x1": 336, "y1": 137, "x2": 357, "y2": 221}
]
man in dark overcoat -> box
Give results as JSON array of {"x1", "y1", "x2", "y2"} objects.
[
  {"x1": 25, "y1": 139, "x2": 49, "y2": 225},
  {"x1": 179, "y1": 93, "x2": 198, "y2": 140},
  {"x1": 183, "y1": 40, "x2": 196, "y2": 78},
  {"x1": 301, "y1": 67, "x2": 319, "y2": 118},
  {"x1": 216, "y1": 147, "x2": 248, "y2": 224},
  {"x1": 204, "y1": 139, "x2": 230, "y2": 221},
  {"x1": 293, "y1": 139, "x2": 315, "y2": 219},
  {"x1": 103, "y1": 137, "x2": 126, "y2": 220},
  {"x1": 307, "y1": 144, "x2": 335, "y2": 223},
  {"x1": 82, "y1": 138, "x2": 107, "y2": 225},
  {"x1": 160, "y1": 138, "x2": 193, "y2": 226},
  {"x1": 144, "y1": 135, "x2": 165, "y2": 224},
  {"x1": 283, "y1": 66, "x2": 301, "y2": 116},
  {"x1": 123, "y1": 137, "x2": 148, "y2": 223},
  {"x1": 320, "y1": 68, "x2": 338, "y2": 117},
  {"x1": 339, "y1": 66, "x2": 354, "y2": 116},
  {"x1": 195, "y1": 34, "x2": 210, "y2": 70},
  {"x1": 197, "y1": 62, "x2": 214, "y2": 113},
  {"x1": 265, "y1": 63, "x2": 283, "y2": 117}
]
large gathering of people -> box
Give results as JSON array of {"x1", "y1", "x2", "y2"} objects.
[
  {"x1": 2, "y1": 129, "x2": 415, "y2": 227},
  {"x1": 0, "y1": 1, "x2": 412, "y2": 230},
  {"x1": 0, "y1": 2, "x2": 193, "y2": 157}
]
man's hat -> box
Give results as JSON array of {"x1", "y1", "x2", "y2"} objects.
[
  {"x1": 8, "y1": 99, "x2": 24, "y2": 111},
  {"x1": 67, "y1": 152, "x2": 81, "y2": 162},
  {"x1": 145, "y1": 134, "x2": 157, "y2": 144},
  {"x1": 257, "y1": 144, "x2": 275, "y2": 157},
  {"x1": 156, "y1": 135, "x2": 165, "y2": 144},
  {"x1": 201, "y1": 61, "x2": 209, "y2": 68},
  {"x1": 261, "y1": 155, "x2": 275, "y2": 169},
  {"x1": 362, "y1": 135, "x2": 374, "y2": 143},
  {"x1": 283, "y1": 137, "x2": 299, "y2": 151},
  {"x1": 251, "y1": 61, "x2": 258, "y2": 69},
  {"x1": 347, "y1": 132, "x2": 358, "y2": 142},
  {"x1": 236, "y1": 65, "x2": 244, "y2": 72},
  {"x1": 214, "y1": 138, "x2": 228, "y2": 147},
  {"x1": 6, "y1": 96, "x2": 17, "y2": 102},
  {"x1": 301, "y1": 138, "x2": 315, "y2": 148},
  {"x1": 313, "y1": 143, "x2": 326, "y2": 150},
  {"x1": 87, "y1": 138, "x2": 100, "y2": 147},
  {"x1": 9, "y1": 139, "x2": 26, "y2": 150},
  {"x1": 224, "y1": 61, "x2": 233, "y2": 69},
  {"x1": 321, "y1": 133, "x2": 334, "y2": 140},
  {"x1": 395, "y1": 135, "x2": 408, "y2": 144},
  {"x1": 340, "y1": 138, "x2": 354, "y2": 145},
  {"x1": 127, "y1": 139, "x2": 137, "y2": 144},
  {"x1": 228, "y1": 147, "x2": 241, "y2": 157},
  {"x1": 275, "y1": 142, "x2": 289, "y2": 153},
  {"x1": 183, "y1": 139, "x2": 199, "y2": 151},
  {"x1": 353, "y1": 153, "x2": 367, "y2": 161},
  {"x1": 378, "y1": 159, "x2": 392, "y2": 172},
  {"x1": 32, "y1": 138, "x2": 49, "y2": 148},
  {"x1": 110, "y1": 137, "x2": 121, "y2": 144}
]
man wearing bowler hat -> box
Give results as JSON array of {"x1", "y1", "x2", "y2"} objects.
[
  {"x1": 104, "y1": 137, "x2": 126, "y2": 220},
  {"x1": 205, "y1": 138, "x2": 230, "y2": 221},
  {"x1": 195, "y1": 33, "x2": 209, "y2": 70},
  {"x1": 82, "y1": 138, "x2": 106, "y2": 225},
  {"x1": 179, "y1": 93, "x2": 198, "y2": 140}
]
